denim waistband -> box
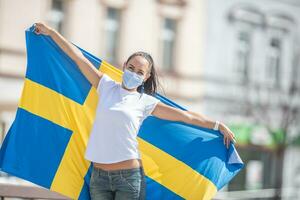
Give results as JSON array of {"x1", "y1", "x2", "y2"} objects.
[{"x1": 93, "y1": 166, "x2": 144, "y2": 176}]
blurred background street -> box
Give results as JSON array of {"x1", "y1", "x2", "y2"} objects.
[{"x1": 0, "y1": 0, "x2": 300, "y2": 199}]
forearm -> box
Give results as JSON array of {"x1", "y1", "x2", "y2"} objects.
[
  {"x1": 184, "y1": 110, "x2": 219, "y2": 130},
  {"x1": 180, "y1": 110, "x2": 236, "y2": 148},
  {"x1": 48, "y1": 29, "x2": 101, "y2": 87},
  {"x1": 49, "y1": 29, "x2": 85, "y2": 64}
]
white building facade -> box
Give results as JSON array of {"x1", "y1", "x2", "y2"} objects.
[{"x1": 203, "y1": 0, "x2": 300, "y2": 199}]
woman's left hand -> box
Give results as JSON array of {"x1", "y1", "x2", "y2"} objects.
[{"x1": 219, "y1": 123, "x2": 236, "y2": 149}]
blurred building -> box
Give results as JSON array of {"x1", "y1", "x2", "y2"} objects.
[
  {"x1": 202, "y1": 0, "x2": 300, "y2": 199},
  {"x1": 1, "y1": 0, "x2": 300, "y2": 199}
]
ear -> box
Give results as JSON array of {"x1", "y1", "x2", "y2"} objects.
[{"x1": 144, "y1": 72, "x2": 151, "y2": 82}]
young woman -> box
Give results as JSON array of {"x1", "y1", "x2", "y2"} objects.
[{"x1": 34, "y1": 22, "x2": 236, "y2": 200}]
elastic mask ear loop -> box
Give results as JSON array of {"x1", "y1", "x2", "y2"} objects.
[
  {"x1": 139, "y1": 82, "x2": 145, "y2": 100},
  {"x1": 141, "y1": 82, "x2": 145, "y2": 94}
]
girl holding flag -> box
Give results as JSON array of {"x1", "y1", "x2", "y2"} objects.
[{"x1": 33, "y1": 22, "x2": 236, "y2": 200}]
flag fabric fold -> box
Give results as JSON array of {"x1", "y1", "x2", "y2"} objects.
[{"x1": 0, "y1": 25, "x2": 244, "y2": 200}]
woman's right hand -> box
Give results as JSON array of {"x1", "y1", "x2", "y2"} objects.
[
  {"x1": 34, "y1": 22, "x2": 54, "y2": 36},
  {"x1": 33, "y1": 21, "x2": 102, "y2": 88}
]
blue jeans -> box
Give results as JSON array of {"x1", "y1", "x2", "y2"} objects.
[{"x1": 89, "y1": 166, "x2": 146, "y2": 200}]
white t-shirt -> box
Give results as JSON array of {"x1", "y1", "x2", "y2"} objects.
[{"x1": 84, "y1": 73, "x2": 160, "y2": 164}]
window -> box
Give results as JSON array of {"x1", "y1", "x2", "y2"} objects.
[
  {"x1": 161, "y1": 18, "x2": 177, "y2": 71},
  {"x1": 227, "y1": 6, "x2": 264, "y2": 84},
  {"x1": 104, "y1": 7, "x2": 121, "y2": 65},
  {"x1": 264, "y1": 14, "x2": 294, "y2": 89},
  {"x1": 47, "y1": 0, "x2": 65, "y2": 33},
  {"x1": 235, "y1": 31, "x2": 251, "y2": 83},
  {"x1": 265, "y1": 37, "x2": 282, "y2": 88},
  {"x1": 0, "y1": 112, "x2": 14, "y2": 145}
]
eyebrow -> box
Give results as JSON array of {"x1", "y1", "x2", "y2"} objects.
[{"x1": 129, "y1": 64, "x2": 145, "y2": 73}]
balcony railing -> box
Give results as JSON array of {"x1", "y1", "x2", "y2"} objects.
[{"x1": 0, "y1": 183, "x2": 70, "y2": 200}]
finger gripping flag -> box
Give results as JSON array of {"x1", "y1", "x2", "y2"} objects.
[{"x1": 0, "y1": 25, "x2": 244, "y2": 200}]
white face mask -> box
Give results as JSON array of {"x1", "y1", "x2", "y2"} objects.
[{"x1": 122, "y1": 69, "x2": 144, "y2": 89}]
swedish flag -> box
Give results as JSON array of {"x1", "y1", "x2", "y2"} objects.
[{"x1": 0, "y1": 25, "x2": 244, "y2": 200}]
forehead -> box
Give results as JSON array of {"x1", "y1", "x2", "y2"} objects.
[{"x1": 127, "y1": 56, "x2": 149, "y2": 72}]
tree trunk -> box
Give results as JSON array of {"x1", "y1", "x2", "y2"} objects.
[{"x1": 274, "y1": 146, "x2": 285, "y2": 200}]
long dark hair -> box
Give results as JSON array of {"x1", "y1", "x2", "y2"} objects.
[{"x1": 125, "y1": 51, "x2": 160, "y2": 96}]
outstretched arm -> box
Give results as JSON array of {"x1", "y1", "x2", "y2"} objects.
[
  {"x1": 152, "y1": 102, "x2": 236, "y2": 148},
  {"x1": 33, "y1": 22, "x2": 103, "y2": 88}
]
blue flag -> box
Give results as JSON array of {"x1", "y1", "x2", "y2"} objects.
[{"x1": 0, "y1": 25, "x2": 244, "y2": 200}]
